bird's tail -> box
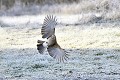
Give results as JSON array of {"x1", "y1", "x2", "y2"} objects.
[
  {"x1": 37, "y1": 40, "x2": 46, "y2": 54},
  {"x1": 37, "y1": 40, "x2": 44, "y2": 44}
]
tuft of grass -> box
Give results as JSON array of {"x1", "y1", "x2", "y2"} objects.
[
  {"x1": 14, "y1": 74, "x2": 23, "y2": 78},
  {"x1": 31, "y1": 64, "x2": 48, "y2": 69},
  {"x1": 94, "y1": 52, "x2": 105, "y2": 56},
  {"x1": 106, "y1": 55, "x2": 117, "y2": 59},
  {"x1": 114, "y1": 49, "x2": 120, "y2": 52},
  {"x1": 94, "y1": 57, "x2": 101, "y2": 60}
]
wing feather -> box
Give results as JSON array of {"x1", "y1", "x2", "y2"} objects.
[
  {"x1": 41, "y1": 15, "x2": 57, "y2": 38},
  {"x1": 47, "y1": 46, "x2": 69, "y2": 62}
]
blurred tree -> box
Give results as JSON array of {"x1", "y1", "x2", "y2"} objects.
[
  {"x1": 0, "y1": 0, "x2": 2, "y2": 9},
  {"x1": 0, "y1": 0, "x2": 80, "y2": 10},
  {"x1": 2, "y1": 0, "x2": 15, "y2": 9}
]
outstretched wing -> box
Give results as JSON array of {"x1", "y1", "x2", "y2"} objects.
[
  {"x1": 47, "y1": 45, "x2": 69, "y2": 62},
  {"x1": 41, "y1": 15, "x2": 57, "y2": 38}
]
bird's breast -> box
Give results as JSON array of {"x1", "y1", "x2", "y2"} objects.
[{"x1": 43, "y1": 42, "x2": 48, "y2": 48}]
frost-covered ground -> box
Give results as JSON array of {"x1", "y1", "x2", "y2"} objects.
[{"x1": 0, "y1": 15, "x2": 120, "y2": 80}]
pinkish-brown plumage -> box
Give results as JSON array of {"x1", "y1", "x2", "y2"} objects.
[{"x1": 37, "y1": 15, "x2": 69, "y2": 62}]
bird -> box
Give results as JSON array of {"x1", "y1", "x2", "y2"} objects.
[{"x1": 37, "y1": 15, "x2": 69, "y2": 62}]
